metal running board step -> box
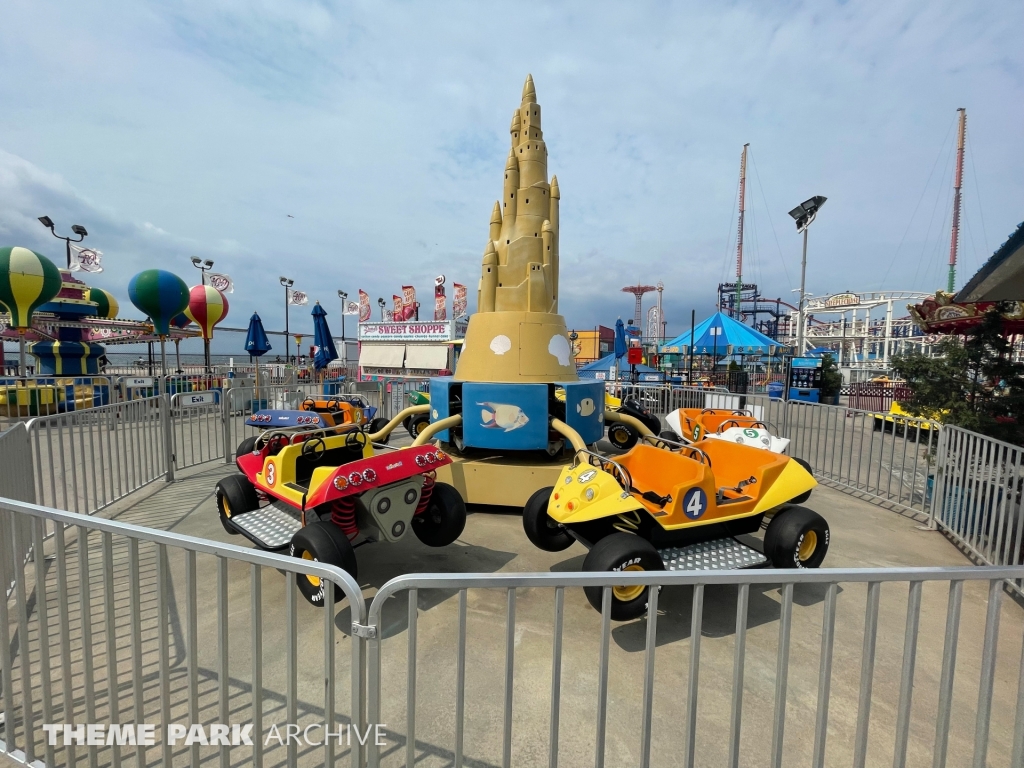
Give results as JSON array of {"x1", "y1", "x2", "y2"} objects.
[
  {"x1": 658, "y1": 538, "x2": 768, "y2": 571},
  {"x1": 231, "y1": 501, "x2": 302, "y2": 550}
]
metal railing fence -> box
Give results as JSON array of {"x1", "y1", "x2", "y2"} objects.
[
  {"x1": 26, "y1": 397, "x2": 169, "y2": 515},
  {"x1": 0, "y1": 425, "x2": 34, "y2": 603},
  {"x1": 0, "y1": 496, "x2": 367, "y2": 768},
  {"x1": 365, "y1": 567, "x2": 1024, "y2": 768},
  {"x1": 930, "y1": 425, "x2": 1024, "y2": 590},
  {"x1": 782, "y1": 401, "x2": 940, "y2": 519}
]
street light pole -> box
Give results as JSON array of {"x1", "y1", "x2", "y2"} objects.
[
  {"x1": 788, "y1": 195, "x2": 827, "y2": 356},
  {"x1": 338, "y1": 290, "x2": 348, "y2": 364},
  {"x1": 38, "y1": 217, "x2": 87, "y2": 268},
  {"x1": 797, "y1": 227, "x2": 809, "y2": 353},
  {"x1": 280, "y1": 277, "x2": 294, "y2": 364}
]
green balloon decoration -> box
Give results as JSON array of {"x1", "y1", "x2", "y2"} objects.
[
  {"x1": 0, "y1": 246, "x2": 63, "y2": 328},
  {"x1": 128, "y1": 270, "x2": 190, "y2": 336}
]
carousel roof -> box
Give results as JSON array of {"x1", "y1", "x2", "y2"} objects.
[{"x1": 954, "y1": 220, "x2": 1024, "y2": 303}]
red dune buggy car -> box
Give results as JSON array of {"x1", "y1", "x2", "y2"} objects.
[{"x1": 217, "y1": 411, "x2": 466, "y2": 606}]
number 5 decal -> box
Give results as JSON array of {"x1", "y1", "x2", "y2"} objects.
[{"x1": 683, "y1": 487, "x2": 707, "y2": 519}]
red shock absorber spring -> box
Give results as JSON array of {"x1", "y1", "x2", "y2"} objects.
[
  {"x1": 330, "y1": 497, "x2": 359, "y2": 540},
  {"x1": 415, "y1": 473, "x2": 436, "y2": 516}
]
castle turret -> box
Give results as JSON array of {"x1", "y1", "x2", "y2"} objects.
[
  {"x1": 478, "y1": 241, "x2": 498, "y2": 313},
  {"x1": 550, "y1": 175, "x2": 560, "y2": 308},
  {"x1": 489, "y1": 201, "x2": 502, "y2": 243}
]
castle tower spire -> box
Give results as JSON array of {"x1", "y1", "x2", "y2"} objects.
[{"x1": 455, "y1": 74, "x2": 572, "y2": 383}]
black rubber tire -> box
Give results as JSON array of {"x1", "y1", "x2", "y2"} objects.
[
  {"x1": 369, "y1": 417, "x2": 391, "y2": 444},
  {"x1": 763, "y1": 506, "x2": 830, "y2": 569},
  {"x1": 235, "y1": 435, "x2": 258, "y2": 462},
  {"x1": 289, "y1": 521, "x2": 358, "y2": 607},
  {"x1": 216, "y1": 474, "x2": 259, "y2": 534},
  {"x1": 523, "y1": 487, "x2": 573, "y2": 552},
  {"x1": 412, "y1": 482, "x2": 467, "y2": 547},
  {"x1": 790, "y1": 457, "x2": 814, "y2": 504},
  {"x1": 582, "y1": 533, "x2": 664, "y2": 621},
  {"x1": 608, "y1": 422, "x2": 639, "y2": 450},
  {"x1": 409, "y1": 415, "x2": 431, "y2": 438}
]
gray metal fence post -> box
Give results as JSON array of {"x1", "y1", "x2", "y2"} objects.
[
  {"x1": 928, "y1": 427, "x2": 947, "y2": 530},
  {"x1": 223, "y1": 386, "x2": 233, "y2": 464},
  {"x1": 161, "y1": 392, "x2": 175, "y2": 482}
]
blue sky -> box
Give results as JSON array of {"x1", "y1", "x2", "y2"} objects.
[{"x1": 1, "y1": 0, "x2": 1022, "y2": 350}]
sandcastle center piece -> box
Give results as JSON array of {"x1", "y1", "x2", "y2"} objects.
[{"x1": 454, "y1": 74, "x2": 576, "y2": 383}]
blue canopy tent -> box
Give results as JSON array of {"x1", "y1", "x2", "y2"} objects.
[
  {"x1": 578, "y1": 353, "x2": 664, "y2": 382},
  {"x1": 660, "y1": 312, "x2": 782, "y2": 356}
]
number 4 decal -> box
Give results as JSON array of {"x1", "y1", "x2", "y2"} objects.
[{"x1": 683, "y1": 487, "x2": 707, "y2": 519}]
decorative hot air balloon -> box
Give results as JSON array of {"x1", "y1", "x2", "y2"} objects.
[
  {"x1": 0, "y1": 246, "x2": 63, "y2": 328},
  {"x1": 128, "y1": 270, "x2": 189, "y2": 336},
  {"x1": 87, "y1": 287, "x2": 120, "y2": 320},
  {"x1": 128, "y1": 269, "x2": 189, "y2": 376},
  {"x1": 184, "y1": 285, "x2": 229, "y2": 339},
  {"x1": 0, "y1": 246, "x2": 63, "y2": 376},
  {"x1": 170, "y1": 313, "x2": 191, "y2": 328},
  {"x1": 185, "y1": 284, "x2": 229, "y2": 372}
]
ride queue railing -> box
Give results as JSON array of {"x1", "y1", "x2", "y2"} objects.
[
  {"x1": 0, "y1": 495, "x2": 367, "y2": 768},
  {"x1": 930, "y1": 425, "x2": 1024, "y2": 591},
  {"x1": 362, "y1": 567, "x2": 1024, "y2": 768}
]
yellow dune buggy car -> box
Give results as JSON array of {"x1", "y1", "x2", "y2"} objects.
[{"x1": 523, "y1": 435, "x2": 826, "y2": 619}]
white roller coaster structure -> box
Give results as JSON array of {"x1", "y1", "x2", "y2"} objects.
[{"x1": 785, "y1": 291, "x2": 942, "y2": 370}]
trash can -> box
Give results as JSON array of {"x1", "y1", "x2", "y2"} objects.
[{"x1": 767, "y1": 381, "x2": 784, "y2": 400}]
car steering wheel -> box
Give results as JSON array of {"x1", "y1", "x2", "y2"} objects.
[
  {"x1": 345, "y1": 429, "x2": 368, "y2": 451},
  {"x1": 301, "y1": 437, "x2": 326, "y2": 462},
  {"x1": 301, "y1": 397, "x2": 317, "y2": 412}
]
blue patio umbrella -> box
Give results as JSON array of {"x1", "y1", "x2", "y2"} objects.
[
  {"x1": 244, "y1": 313, "x2": 272, "y2": 357},
  {"x1": 244, "y1": 312, "x2": 272, "y2": 399},
  {"x1": 311, "y1": 302, "x2": 338, "y2": 371}
]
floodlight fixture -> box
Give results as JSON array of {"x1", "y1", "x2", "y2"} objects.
[
  {"x1": 788, "y1": 196, "x2": 827, "y2": 233},
  {"x1": 38, "y1": 216, "x2": 87, "y2": 267},
  {"x1": 280, "y1": 276, "x2": 294, "y2": 288}
]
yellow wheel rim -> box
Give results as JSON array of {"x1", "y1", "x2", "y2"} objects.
[
  {"x1": 301, "y1": 550, "x2": 320, "y2": 587},
  {"x1": 613, "y1": 564, "x2": 645, "y2": 602},
  {"x1": 415, "y1": 420, "x2": 427, "y2": 435},
  {"x1": 222, "y1": 497, "x2": 232, "y2": 519},
  {"x1": 798, "y1": 531, "x2": 817, "y2": 562}
]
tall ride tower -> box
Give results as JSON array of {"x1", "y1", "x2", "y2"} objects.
[{"x1": 456, "y1": 74, "x2": 574, "y2": 383}]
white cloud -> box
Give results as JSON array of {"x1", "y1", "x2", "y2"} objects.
[{"x1": 0, "y1": 0, "x2": 1021, "y2": 347}]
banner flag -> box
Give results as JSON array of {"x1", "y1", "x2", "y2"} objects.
[
  {"x1": 207, "y1": 272, "x2": 234, "y2": 293},
  {"x1": 288, "y1": 289, "x2": 309, "y2": 306},
  {"x1": 69, "y1": 244, "x2": 103, "y2": 273},
  {"x1": 453, "y1": 283, "x2": 468, "y2": 318},
  {"x1": 344, "y1": 300, "x2": 360, "y2": 315},
  {"x1": 358, "y1": 290, "x2": 371, "y2": 322},
  {"x1": 434, "y1": 275, "x2": 446, "y2": 321},
  {"x1": 392, "y1": 295, "x2": 403, "y2": 317},
  {"x1": 646, "y1": 306, "x2": 661, "y2": 340}
]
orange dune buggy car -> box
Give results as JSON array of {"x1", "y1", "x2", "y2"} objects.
[{"x1": 523, "y1": 434, "x2": 826, "y2": 619}]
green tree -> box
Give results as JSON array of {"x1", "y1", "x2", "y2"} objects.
[
  {"x1": 892, "y1": 307, "x2": 1024, "y2": 444},
  {"x1": 819, "y1": 353, "x2": 842, "y2": 397}
]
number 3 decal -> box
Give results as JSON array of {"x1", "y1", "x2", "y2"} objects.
[
  {"x1": 265, "y1": 461, "x2": 276, "y2": 486},
  {"x1": 683, "y1": 487, "x2": 707, "y2": 519}
]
